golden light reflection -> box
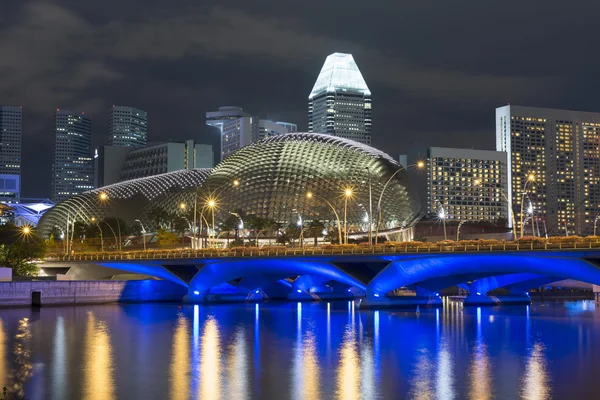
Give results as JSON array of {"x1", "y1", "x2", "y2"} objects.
[
  {"x1": 470, "y1": 309, "x2": 491, "y2": 400},
  {"x1": 169, "y1": 314, "x2": 190, "y2": 400},
  {"x1": 11, "y1": 318, "x2": 32, "y2": 398},
  {"x1": 521, "y1": 342, "x2": 551, "y2": 400},
  {"x1": 436, "y1": 340, "x2": 455, "y2": 399},
  {"x1": 409, "y1": 348, "x2": 434, "y2": 400},
  {"x1": 293, "y1": 330, "x2": 321, "y2": 400},
  {"x1": 83, "y1": 313, "x2": 115, "y2": 400},
  {"x1": 227, "y1": 329, "x2": 248, "y2": 400},
  {"x1": 200, "y1": 316, "x2": 221, "y2": 400},
  {"x1": 0, "y1": 319, "x2": 5, "y2": 393},
  {"x1": 337, "y1": 329, "x2": 360, "y2": 400}
]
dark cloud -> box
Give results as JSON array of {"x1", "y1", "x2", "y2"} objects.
[{"x1": 0, "y1": 0, "x2": 596, "y2": 197}]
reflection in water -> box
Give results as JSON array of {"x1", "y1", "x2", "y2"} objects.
[
  {"x1": 410, "y1": 348, "x2": 434, "y2": 400},
  {"x1": 169, "y1": 314, "x2": 190, "y2": 400},
  {"x1": 52, "y1": 316, "x2": 66, "y2": 399},
  {"x1": 0, "y1": 319, "x2": 5, "y2": 391},
  {"x1": 521, "y1": 342, "x2": 551, "y2": 400},
  {"x1": 292, "y1": 329, "x2": 321, "y2": 400},
  {"x1": 470, "y1": 308, "x2": 491, "y2": 400},
  {"x1": 227, "y1": 328, "x2": 249, "y2": 400},
  {"x1": 200, "y1": 316, "x2": 221, "y2": 400},
  {"x1": 11, "y1": 318, "x2": 32, "y2": 397},
  {"x1": 337, "y1": 328, "x2": 360, "y2": 400},
  {"x1": 83, "y1": 313, "x2": 115, "y2": 400}
]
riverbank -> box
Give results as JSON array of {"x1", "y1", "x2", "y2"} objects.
[{"x1": 0, "y1": 280, "x2": 186, "y2": 307}]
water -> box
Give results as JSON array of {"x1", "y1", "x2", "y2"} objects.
[{"x1": 0, "y1": 299, "x2": 599, "y2": 399}]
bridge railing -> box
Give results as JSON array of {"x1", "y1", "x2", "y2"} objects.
[{"x1": 42, "y1": 240, "x2": 600, "y2": 262}]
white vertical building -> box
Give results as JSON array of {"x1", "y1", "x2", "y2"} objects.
[
  {"x1": 52, "y1": 109, "x2": 94, "y2": 202},
  {"x1": 496, "y1": 105, "x2": 600, "y2": 235},
  {"x1": 308, "y1": 52, "x2": 372, "y2": 145},
  {"x1": 206, "y1": 106, "x2": 295, "y2": 159},
  {"x1": 427, "y1": 147, "x2": 508, "y2": 224},
  {"x1": 108, "y1": 105, "x2": 147, "y2": 147},
  {"x1": 0, "y1": 106, "x2": 22, "y2": 203}
]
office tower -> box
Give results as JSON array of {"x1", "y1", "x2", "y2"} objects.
[
  {"x1": 308, "y1": 52, "x2": 372, "y2": 145},
  {"x1": 108, "y1": 106, "x2": 147, "y2": 147},
  {"x1": 206, "y1": 106, "x2": 296, "y2": 159},
  {"x1": 496, "y1": 105, "x2": 600, "y2": 236},
  {"x1": 52, "y1": 109, "x2": 94, "y2": 202},
  {"x1": 97, "y1": 141, "x2": 214, "y2": 186},
  {"x1": 427, "y1": 147, "x2": 509, "y2": 224},
  {"x1": 275, "y1": 121, "x2": 298, "y2": 133},
  {"x1": 0, "y1": 106, "x2": 22, "y2": 203}
]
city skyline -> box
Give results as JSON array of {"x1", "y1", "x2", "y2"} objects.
[{"x1": 3, "y1": 1, "x2": 598, "y2": 198}]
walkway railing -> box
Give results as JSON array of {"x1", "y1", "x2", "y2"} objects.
[{"x1": 43, "y1": 241, "x2": 600, "y2": 262}]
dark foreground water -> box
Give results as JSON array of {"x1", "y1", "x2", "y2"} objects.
[{"x1": 1, "y1": 299, "x2": 600, "y2": 399}]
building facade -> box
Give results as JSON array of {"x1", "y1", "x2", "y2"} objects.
[
  {"x1": 206, "y1": 106, "x2": 295, "y2": 159},
  {"x1": 0, "y1": 106, "x2": 22, "y2": 203},
  {"x1": 496, "y1": 105, "x2": 600, "y2": 236},
  {"x1": 427, "y1": 147, "x2": 508, "y2": 225},
  {"x1": 108, "y1": 106, "x2": 147, "y2": 147},
  {"x1": 52, "y1": 110, "x2": 94, "y2": 202},
  {"x1": 308, "y1": 53, "x2": 372, "y2": 145},
  {"x1": 97, "y1": 141, "x2": 214, "y2": 186}
]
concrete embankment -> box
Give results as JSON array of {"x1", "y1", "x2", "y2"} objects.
[{"x1": 0, "y1": 280, "x2": 187, "y2": 307}]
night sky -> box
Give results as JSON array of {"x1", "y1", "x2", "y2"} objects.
[{"x1": 1, "y1": 0, "x2": 598, "y2": 198}]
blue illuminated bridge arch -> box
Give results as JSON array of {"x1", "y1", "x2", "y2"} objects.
[{"x1": 44, "y1": 250, "x2": 600, "y2": 307}]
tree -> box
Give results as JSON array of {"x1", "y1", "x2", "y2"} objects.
[
  {"x1": 148, "y1": 207, "x2": 171, "y2": 230},
  {"x1": 263, "y1": 218, "x2": 280, "y2": 245},
  {"x1": 0, "y1": 224, "x2": 46, "y2": 276},
  {"x1": 156, "y1": 228, "x2": 179, "y2": 248},
  {"x1": 307, "y1": 220, "x2": 326, "y2": 246},
  {"x1": 284, "y1": 223, "x2": 301, "y2": 247},
  {"x1": 219, "y1": 214, "x2": 239, "y2": 246},
  {"x1": 246, "y1": 214, "x2": 266, "y2": 244}
]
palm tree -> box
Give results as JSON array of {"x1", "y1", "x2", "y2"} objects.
[{"x1": 307, "y1": 220, "x2": 326, "y2": 247}]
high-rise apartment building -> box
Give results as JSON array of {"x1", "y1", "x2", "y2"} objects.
[
  {"x1": 108, "y1": 106, "x2": 147, "y2": 147},
  {"x1": 206, "y1": 107, "x2": 295, "y2": 159},
  {"x1": 496, "y1": 105, "x2": 600, "y2": 236},
  {"x1": 52, "y1": 110, "x2": 94, "y2": 202},
  {"x1": 427, "y1": 147, "x2": 508, "y2": 224},
  {"x1": 308, "y1": 52, "x2": 372, "y2": 145},
  {"x1": 0, "y1": 106, "x2": 22, "y2": 203}
]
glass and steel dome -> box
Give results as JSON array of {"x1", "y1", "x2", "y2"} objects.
[
  {"x1": 200, "y1": 133, "x2": 420, "y2": 234},
  {"x1": 37, "y1": 169, "x2": 211, "y2": 237},
  {"x1": 38, "y1": 133, "x2": 421, "y2": 238}
]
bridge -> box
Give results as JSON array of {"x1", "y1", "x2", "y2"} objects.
[{"x1": 41, "y1": 243, "x2": 600, "y2": 308}]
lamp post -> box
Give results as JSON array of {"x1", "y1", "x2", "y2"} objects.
[
  {"x1": 438, "y1": 207, "x2": 448, "y2": 241},
  {"x1": 595, "y1": 215, "x2": 600, "y2": 237},
  {"x1": 134, "y1": 219, "x2": 146, "y2": 251},
  {"x1": 365, "y1": 166, "x2": 373, "y2": 246},
  {"x1": 207, "y1": 199, "x2": 216, "y2": 248},
  {"x1": 456, "y1": 220, "x2": 467, "y2": 241},
  {"x1": 519, "y1": 174, "x2": 536, "y2": 238},
  {"x1": 98, "y1": 192, "x2": 122, "y2": 250},
  {"x1": 101, "y1": 220, "x2": 118, "y2": 250},
  {"x1": 90, "y1": 217, "x2": 104, "y2": 252},
  {"x1": 474, "y1": 179, "x2": 517, "y2": 241},
  {"x1": 375, "y1": 161, "x2": 425, "y2": 244},
  {"x1": 306, "y1": 192, "x2": 343, "y2": 245},
  {"x1": 297, "y1": 216, "x2": 304, "y2": 248},
  {"x1": 343, "y1": 188, "x2": 353, "y2": 245}
]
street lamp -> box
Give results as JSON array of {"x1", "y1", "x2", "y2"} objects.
[
  {"x1": 438, "y1": 207, "x2": 448, "y2": 241},
  {"x1": 179, "y1": 203, "x2": 186, "y2": 211},
  {"x1": 306, "y1": 192, "x2": 343, "y2": 245},
  {"x1": 233, "y1": 180, "x2": 240, "y2": 187},
  {"x1": 343, "y1": 188, "x2": 353, "y2": 245},
  {"x1": 134, "y1": 219, "x2": 146, "y2": 251},
  {"x1": 90, "y1": 217, "x2": 104, "y2": 252},
  {"x1": 374, "y1": 162, "x2": 425, "y2": 244},
  {"x1": 206, "y1": 198, "x2": 216, "y2": 248},
  {"x1": 97, "y1": 192, "x2": 121, "y2": 250},
  {"x1": 594, "y1": 215, "x2": 600, "y2": 237},
  {"x1": 519, "y1": 174, "x2": 536, "y2": 238},
  {"x1": 99, "y1": 192, "x2": 108, "y2": 202},
  {"x1": 474, "y1": 178, "x2": 517, "y2": 240},
  {"x1": 364, "y1": 166, "x2": 373, "y2": 246},
  {"x1": 21, "y1": 226, "x2": 31, "y2": 236},
  {"x1": 456, "y1": 220, "x2": 467, "y2": 241}
]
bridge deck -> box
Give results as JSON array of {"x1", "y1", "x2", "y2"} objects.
[{"x1": 44, "y1": 241, "x2": 600, "y2": 262}]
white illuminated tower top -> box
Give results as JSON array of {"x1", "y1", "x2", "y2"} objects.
[{"x1": 308, "y1": 53, "x2": 372, "y2": 145}]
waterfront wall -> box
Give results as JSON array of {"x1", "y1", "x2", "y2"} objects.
[{"x1": 0, "y1": 280, "x2": 186, "y2": 307}]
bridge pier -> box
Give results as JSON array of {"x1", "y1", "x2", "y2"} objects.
[{"x1": 463, "y1": 291, "x2": 531, "y2": 306}]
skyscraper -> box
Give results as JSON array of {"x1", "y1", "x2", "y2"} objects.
[
  {"x1": 52, "y1": 110, "x2": 94, "y2": 202},
  {"x1": 427, "y1": 147, "x2": 508, "y2": 224},
  {"x1": 0, "y1": 106, "x2": 22, "y2": 203},
  {"x1": 108, "y1": 105, "x2": 147, "y2": 147},
  {"x1": 308, "y1": 52, "x2": 372, "y2": 145},
  {"x1": 496, "y1": 105, "x2": 600, "y2": 236},
  {"x1": 206, "y1": 106, "x2": 296, "y2": 159}
]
